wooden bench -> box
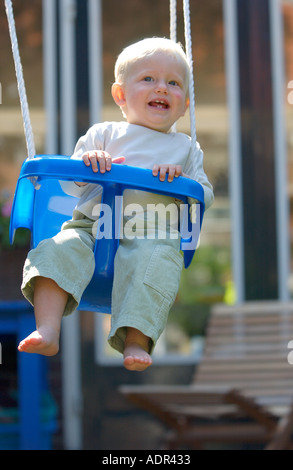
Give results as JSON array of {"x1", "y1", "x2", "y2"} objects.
[{"x1": 119, "y1": 301, "x2": 293, "y2": 449}]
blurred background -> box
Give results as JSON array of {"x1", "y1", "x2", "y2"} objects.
[{"x1": 0, "y1": 0, "x2": 292, "y2": 450}]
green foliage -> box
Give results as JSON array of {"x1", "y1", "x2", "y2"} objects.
[{"x1": 169, "y1": 244, "x2": 231, "y2": 337}]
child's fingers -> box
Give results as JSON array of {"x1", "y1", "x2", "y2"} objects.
[
  {"x1": 152, "y1": 164, "x2": 182, "y2": 182},
  {"x1": 160, "y1": 170, "x2": 167, "y2": 181},
  {"x1": 168, "y1": 165, "x2": 182, "y2": 182},
  {"x1": 81, "y1": 152, "x2": 124, "y2": 174},
  {"x1": 82, "y1": 152, "x2": 91, "y2": 166},
  {"x1": 112, "y1": 156, "x2": 126, "y2": 165},
  {"x1": 82, "y1": 151, "x2": 99, "y2": 172},
  {"x1": 158, "y1": 165, "x2": 168, "y2": 181},
  {"x1": 152, "y1": 164, "x2": 159, "y2": 177},
  {"x1": 167, "y1": 166, "x2": 176, "y2": 182},
  {"x1": 97, "y1": 152, "x2": 109, "y2": 173},
  {"x1": 82, "y1": 151, "x2": 112, "y2": 173},
  {"x1": 90, "y1": 152, "x2": 100, "y2": 172},
  {"x1": 153, "y1": 164, "x2": 167, "y2": 181}
]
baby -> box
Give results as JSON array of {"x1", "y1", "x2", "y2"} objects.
[{"x1": 18, "y1": 37, "x2": 213, "y2": 371}]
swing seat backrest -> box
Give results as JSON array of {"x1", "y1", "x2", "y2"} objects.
[{"x1": 10, "y1": 155, "x2": 205, "y2": 313}]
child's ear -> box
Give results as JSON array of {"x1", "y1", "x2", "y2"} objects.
[
  {"x1": 111, "y1": 82, "x2": 126, "y2": 107},
  {"x1": 181, "y1": 97, "x2": 190, "y2": 116}
]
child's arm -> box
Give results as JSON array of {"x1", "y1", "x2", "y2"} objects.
[{"x1": 75, "y1": 151, "x2": 125, "y2": 187}]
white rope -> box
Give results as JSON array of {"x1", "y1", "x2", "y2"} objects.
[
  {"x1": 170, "y1": 0, "x2": 177, "y2": 133},
  {"x1": 183, "y1": 0, "x2": 197, "y2": 148},
  {"x1": 170, "y1": 0, "x2": 177, "y2": 43},
  {"x1": 5, "y1": 0, "x2": 36, "y2": 161},
  {"x1": 170, "y1": 0, "x2": 197, "y2": 147}
]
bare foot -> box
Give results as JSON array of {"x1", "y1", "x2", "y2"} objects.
[
  {"x1": 123, "y1": 343, "x2": 153, "y2": 371},
  {"x1": 18, "y1": 326, "x2": 59, "y2": 356}
]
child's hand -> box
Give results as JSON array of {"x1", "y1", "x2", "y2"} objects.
[
  {"x1": 152, "y1": 164, "x2": 182, "y2": 182},
  {"x1": 75, "y1": 151, "x2": 125, "y2": 186},
  {"x1": 82, "y1": 151, "x2": 125, "y2": 173}
]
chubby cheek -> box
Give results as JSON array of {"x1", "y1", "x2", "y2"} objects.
[
  {"x1": 174, "y1": 90, "x2": 188, "y2": 106},
  {"x1": 131, "y1": 91, "x2": 148, "y2": 109}
]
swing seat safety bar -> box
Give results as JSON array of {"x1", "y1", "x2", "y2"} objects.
[{"x1": 10, "y1": 155, "x2": 205, "y2": 313}]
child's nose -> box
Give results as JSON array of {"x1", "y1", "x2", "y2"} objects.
[{"x1": 155, "y1": 80, "x2": 168, "y2": 93}]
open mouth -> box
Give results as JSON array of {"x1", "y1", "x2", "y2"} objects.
[{"x1": 148, "y1": 99, "x2": 169, "y2": 110}]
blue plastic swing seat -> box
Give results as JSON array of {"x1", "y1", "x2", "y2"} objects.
[{"x1": 10, "y1": 155, "x2": 205, "y2": 313}]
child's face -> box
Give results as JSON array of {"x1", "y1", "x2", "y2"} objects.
[{"x1": 112, "y1": 52, "x2": 189, "y2": 133}]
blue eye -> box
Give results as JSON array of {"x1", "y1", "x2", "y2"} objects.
[
  {"x1": 144, "y1": 76, "x2": 153, "y2": 82},
  {"x1": 169, "y1": 80, "x2": 178, "y2": 86}
]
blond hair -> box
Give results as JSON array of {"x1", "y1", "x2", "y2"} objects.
[{"x1": 114, "y1": 37, "x2": 190, "y2": 87}]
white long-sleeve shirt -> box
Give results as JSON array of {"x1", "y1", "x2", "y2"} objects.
[{"x1": 61, "y1": 121, "x2": 214, "y2": 220}]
